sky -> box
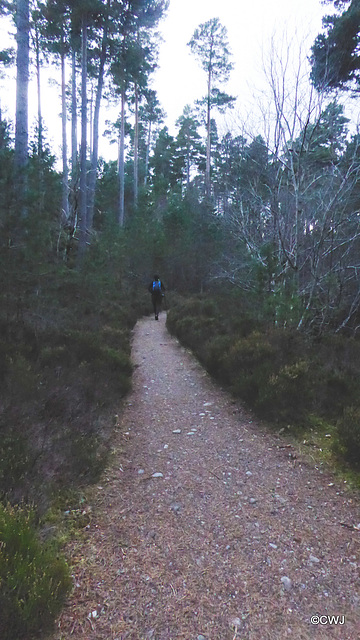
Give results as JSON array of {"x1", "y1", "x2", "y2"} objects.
[
  {"x1": 0, "y1": 0, "x2": 335, "y2": 162},
  {"x1": 153, "y1": 0, "x2": 327, "y2": 135}
]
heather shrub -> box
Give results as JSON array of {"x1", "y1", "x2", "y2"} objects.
[
  {"x1": 222, "y1": 332, "x2": 275, "y2": 406},
  {"x1": 0, "y1": 504, "x2": 72, "y2": 640},
  {"x1": 203, "y1": 334, "x2": 233, "y2": 380},
  {"x1": 65, "y1": 431, "x2": 109, "y2": 483},
  {"x1": 0, "y1": 432, "x2": 34, "y2": 500},
  {"x1": 257, "y1": 359, "x2": 312, "y2": 425},
  {"x1": 167, "y1": 294, "x2": 360, "y2": 472},
  {"x1": 335, "y1": 407, "x2": 360, "y2": 469}
]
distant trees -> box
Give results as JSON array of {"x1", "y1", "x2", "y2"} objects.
[
  {"x1": 175, "y1": 105, "x2": 203, "y2": 190},
  {"x1": 109, "y1": 0, "x2": 168, "y2": 225},
  {"x1": 4, "y1": 0, "x2": 360, "y2": 333}
]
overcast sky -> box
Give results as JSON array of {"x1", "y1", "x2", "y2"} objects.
[{"x1": 0, "y1": 0, "x2": 330, "y2": 161}]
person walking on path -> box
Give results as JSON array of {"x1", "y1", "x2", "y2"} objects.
[{"x1": 148, "y1": 274, "x2": 165, "y2": 320}]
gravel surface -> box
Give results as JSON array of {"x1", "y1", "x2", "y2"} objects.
[{"x1": 54, "y1": 314, "x2": 360, "y2": 640}]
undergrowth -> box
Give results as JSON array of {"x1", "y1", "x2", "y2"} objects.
[
  {"x1": 0, "y1": 503, "x2": 72, "y2": 640},
  {"x1": 0, "y1": 254, "x2": 149, "y2": 639},
  {"x1": 167, "y1": 293, "x2": 360, "y2": 481}
]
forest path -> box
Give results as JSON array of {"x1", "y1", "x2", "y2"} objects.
[{"x1": 54, "y1": 314, "x2": 359, "y2": 640}]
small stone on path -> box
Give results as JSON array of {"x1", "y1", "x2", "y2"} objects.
[
  {"x1": 309, "y1": 554, "x2": 320, "y2": 563},
  {"x1": 152, "y1": 472, "x2": 163, "y2": 478},
  {"x1": 281, "y1": 576, "x2": 292, "y2": 591}
]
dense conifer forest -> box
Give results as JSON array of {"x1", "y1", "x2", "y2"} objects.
[{"x1": 0, "y1": 0, "x2": 360, "y2": 637}]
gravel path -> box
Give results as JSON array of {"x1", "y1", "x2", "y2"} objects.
[{"x1": 54, "y1": 314, "x2": 359, "y2": 640}]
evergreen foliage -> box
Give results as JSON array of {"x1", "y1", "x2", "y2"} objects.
[{"x1": 310, "y1": 0, "x2": 360, "y2": 92}]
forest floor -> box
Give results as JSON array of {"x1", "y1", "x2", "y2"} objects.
[{"x1": 53, "y1": 314, "x2": 360, "y2": 640}]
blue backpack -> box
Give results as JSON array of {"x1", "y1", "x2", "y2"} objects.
[{"x1": 152, "y1": 280, "x2": 162, "y2": 293}]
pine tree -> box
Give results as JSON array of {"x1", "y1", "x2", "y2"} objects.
[
  {"x1": 188, "y1": 17, "x2": 234, "y2": 198},
  {"x1": 175, "y1": 105, "x2": 203, "y2": 190},
  {"x1": 310, "y1": 0, "x2": 360, "y2": 92}
]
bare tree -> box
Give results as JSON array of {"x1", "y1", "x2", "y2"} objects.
[{"x1": 228, "y1": 32, "x2": 360, "y2": 331}]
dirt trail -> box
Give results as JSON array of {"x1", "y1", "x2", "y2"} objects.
[{"x1": 54, "y1": 314, "x2": 359, "y2": 640}]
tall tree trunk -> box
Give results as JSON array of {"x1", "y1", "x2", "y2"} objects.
[
  {"x1": 61, "y1": 39, "x2": 69, "y2": 222},
  {"x1": 133, "y1": 81, "x2": 139, "y2": 208},
  {"x1": 186, "y1": 145, "x2": 190, "y2": 189},
  {"x1": 34, "y1": 20, "x2": 42, "y2": 157},
  {"x1": 118, "y1": 88, "x2": 125, "y2": 227},
  {"x1": 144, "y1": 119, "x2": 151, "y2": 186},
  {"x1": 33, "y1": 18, "x2": 45, "y2": 216},
  {"x1": 205, "y1": 66, "x2": 211, "y2": 198},
  {"x1": 71, "y1": 46, "x2": 77, "y2": 175},
  {"x1": 89, "y1": 82, "x2": 93, "y2": 156},
  {"x1": 87, "y1": 13, "x2": 108, "y2": 230},
  {"x1": 77, "y1": 13, "x2": 88, "y2": 260},
  {"x1": 15, "y1": 0, "x2": 30, "y2": 216}
]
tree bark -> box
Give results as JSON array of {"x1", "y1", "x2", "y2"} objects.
[
  {"x1": 144, "y1": 119, "x2": 151, "y2": 186},
  {"x1": 61, "y1": 37, "x2": 69, "y2": 222},
  {"x1": 15, "y1": 0, "x2": 30, "y2": 215},
  {"x1": 34, "y1": 20, "x2": 42, "y2": 157},
  {"x1": 87, "y1": 13, "x2": 108, "y2": 230},
  {"x1": 71, "y1": 46, "x2": 78, "y2": 176},
  {"x1": 205, "y1": 65, "x2": 211, "y2": 198},
  {"x1": 118, "y1": 88, "x2": 125, "y2": 227},
  {"x1": 77, "y1": 13, "x2": 88, "y2": 260},
  {"x1": 133, "y1": 81, "x2": 139, "y2": 208}
]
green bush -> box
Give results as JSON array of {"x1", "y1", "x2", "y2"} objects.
[
  {"x1": 257, "y1": 359, "x2": 312, "y2": 425},
  {"x1": 223, "y1": 332, "x2": 274, "y2": 404},
  {"x1": 203, "y1": 334, "x2": 233, "y2": 380},
  {"x1": 0, "y1": 504, "x2": 72, "y2": 640},
  {"x1": 66, "y1": 431, "x2": 109, "y2": 483},
  {"x1": 323, "y1": 371, "x2": 356, "y2": 419},
  {"x1": 335, "y1": 406, "x2": 360, "y2": 469},
  {"x1": 168, "y1": 293, "x2": 360, "y2": 473},
  {"x1": 226, "y1": 332, "x2": 274, "y2": 371}
]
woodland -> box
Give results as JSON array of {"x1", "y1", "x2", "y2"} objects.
[{"x1": 0, "y1": 0, "x2": 360, "y2": 637}]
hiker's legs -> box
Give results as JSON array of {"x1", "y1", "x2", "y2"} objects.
[
  {"x1": 156, "y1": 294, "x2": 163, "y2": 319},
  {"x1": 152, "y1": 294, "x2": 158, "y2": 319},
  {"x1": 152, "y1": 294, "x2": 162, "y2": 320}
]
